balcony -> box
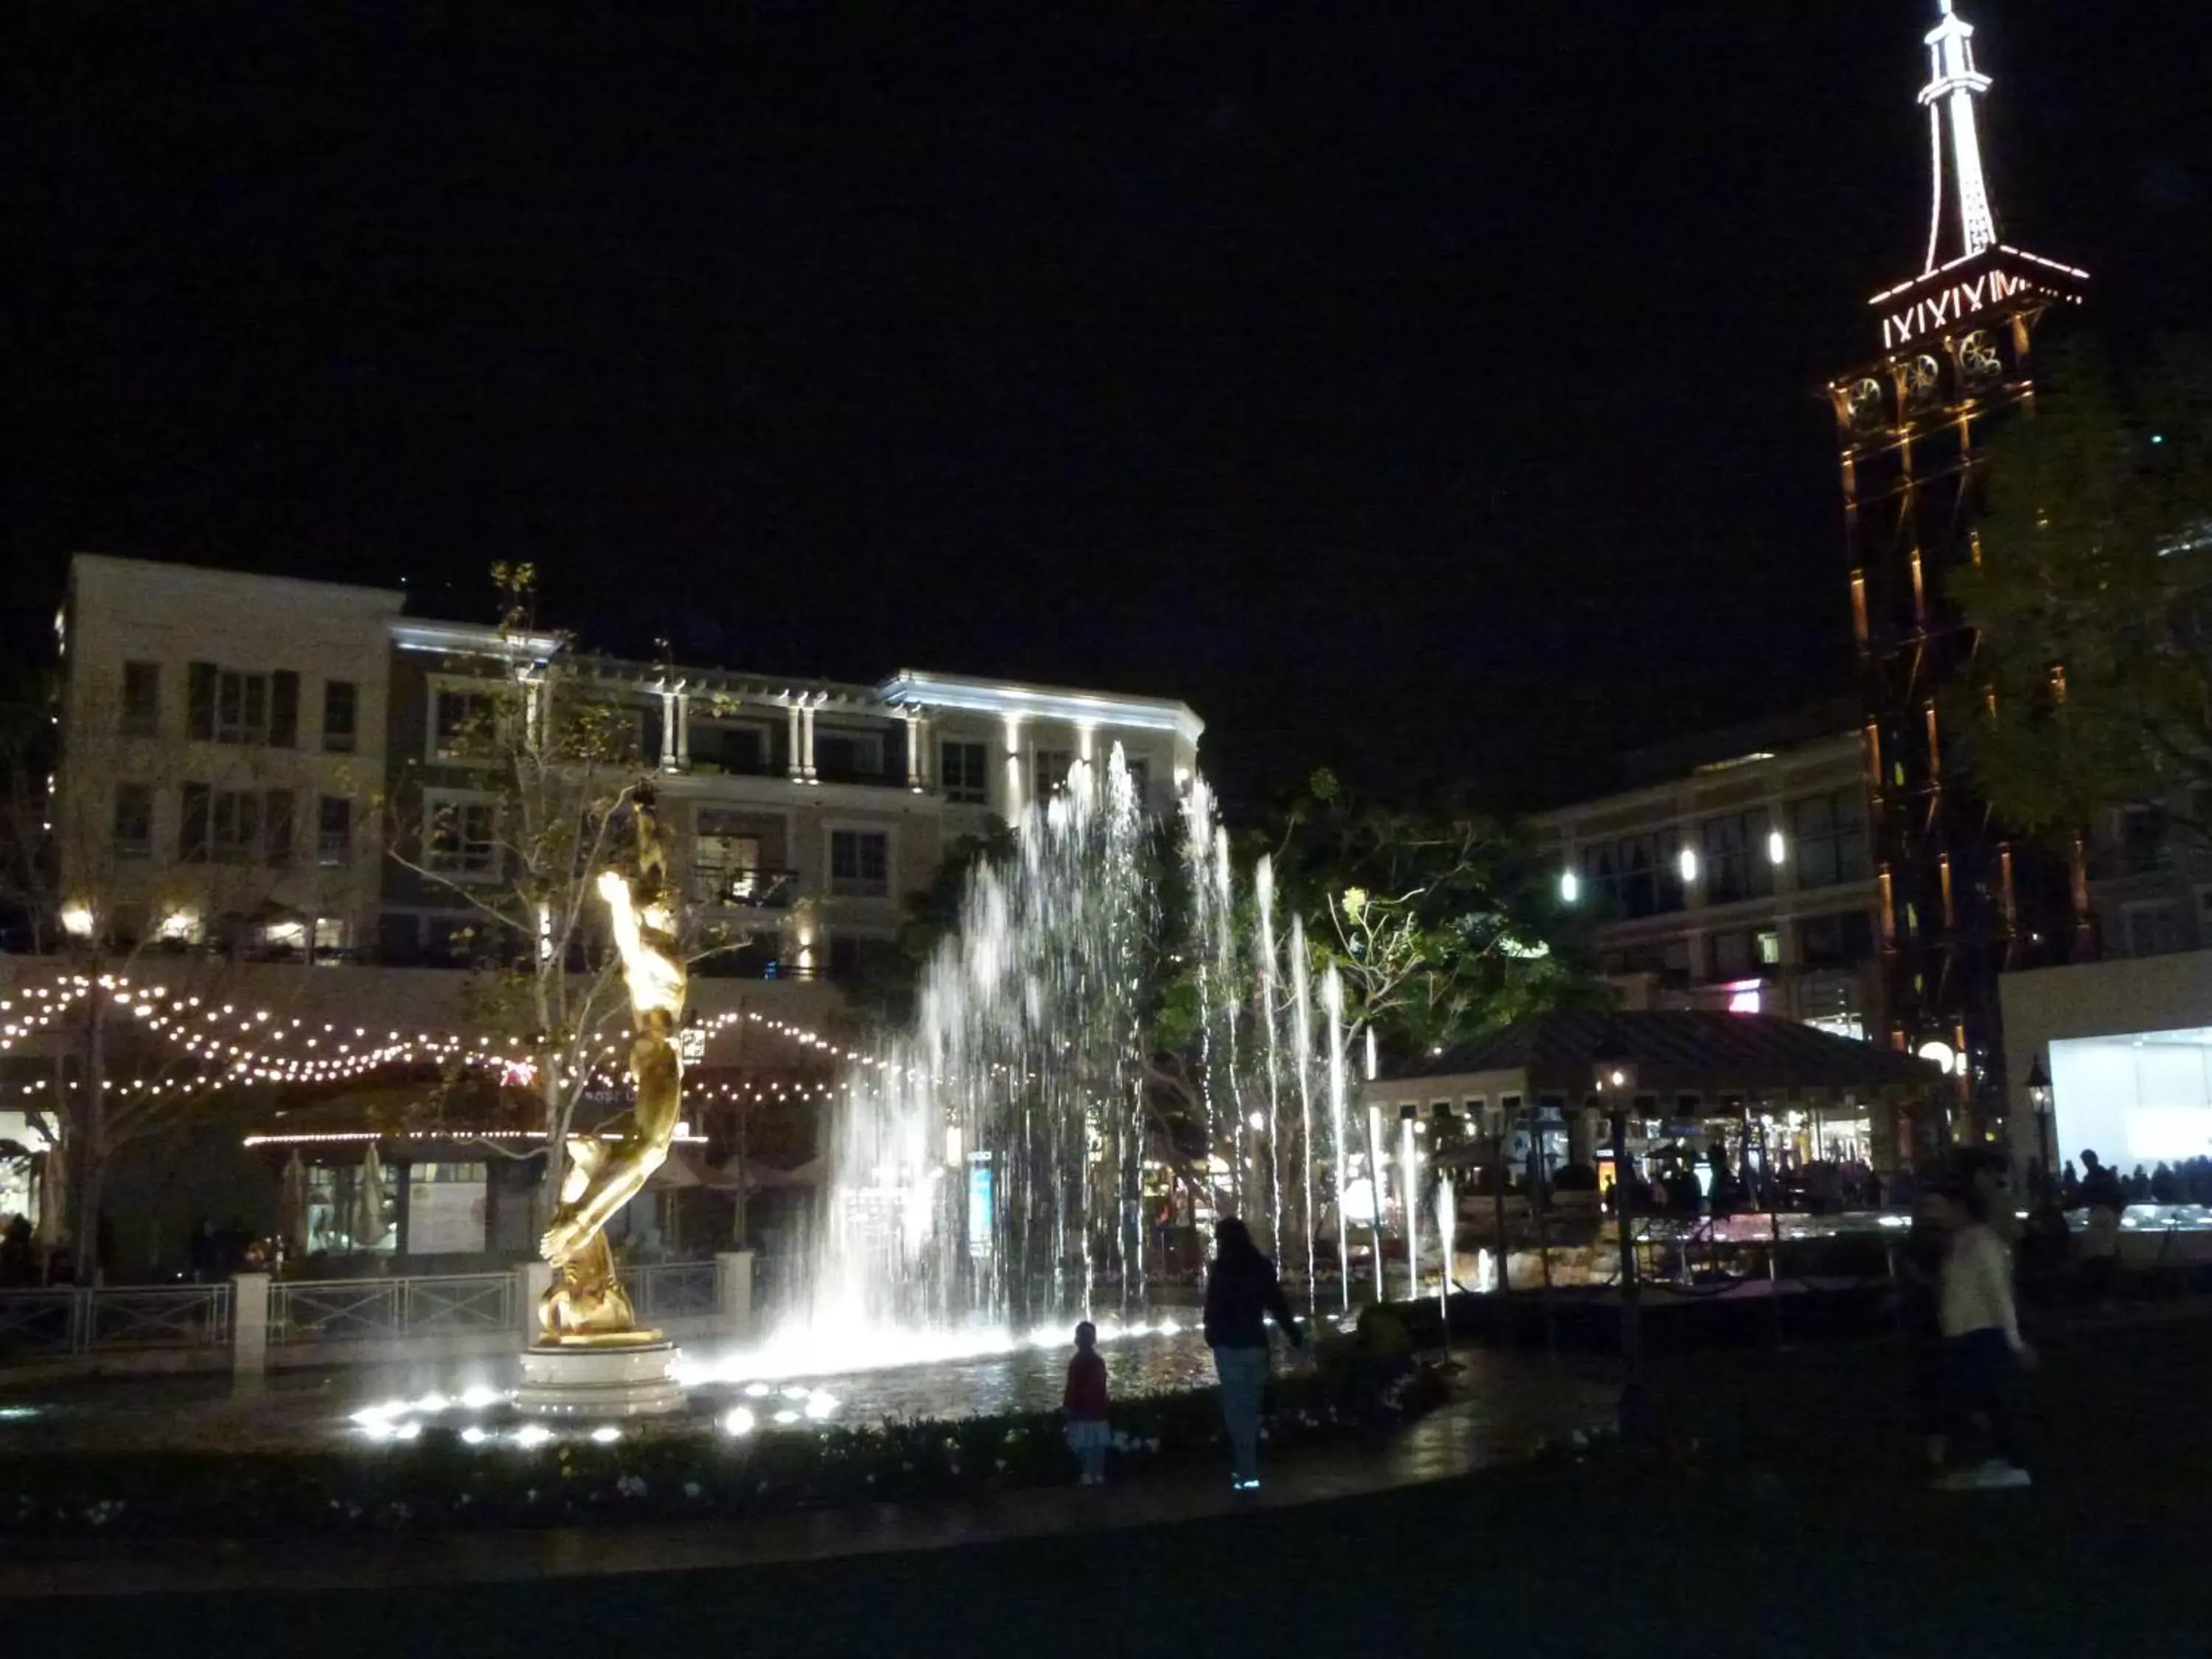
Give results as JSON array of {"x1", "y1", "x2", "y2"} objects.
[{"x1": 686, "y1": 868, "x2": 801, "y2": 911}]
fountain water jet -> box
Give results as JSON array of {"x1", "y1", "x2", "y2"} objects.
[{"x1": 778, "y1": 751, "x2": 1382, "y2": 1368}]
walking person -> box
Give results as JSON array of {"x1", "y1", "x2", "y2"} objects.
[
  {"x1": 1062, "y1": 1320, "x2": 1111, "y2": 1486},
  {"x1": 1933, "y1": 1183, "x2": 2036, "y2": 1490},
  {"x1": 1204, "y1": 1217, "x2": 1303, "y2": 1492}
]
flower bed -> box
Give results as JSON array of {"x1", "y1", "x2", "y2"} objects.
[{"x1": 0, "y1": 1366, "x2": 1447, "y2": 1538}]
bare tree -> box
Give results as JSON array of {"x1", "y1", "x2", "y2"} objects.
[{"x1": 381, "y1": 567, "x2": 764, "y2": 1208}]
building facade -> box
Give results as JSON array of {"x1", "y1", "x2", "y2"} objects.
[
  {"x1": 55, "y1": 554, "x2": 1203, "y2": 981},
  {"x1": 1533, "y1": 710, "x2": 1885, "y2": 1043},
  {"x1": 1828, "y1": 0, "x2": 2090, "y2": 1116}
]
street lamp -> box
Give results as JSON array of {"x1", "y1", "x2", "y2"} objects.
[
  {"x1": 2025, "y1": 1054, "x2": 2055, "y2": 1192},
  {"x1": 1592, "y1": 1023, "x2": 1649, "y2": 1443}
]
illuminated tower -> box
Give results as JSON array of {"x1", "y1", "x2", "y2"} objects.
[{"x1": 1827, "y1": 0, "x2": 2087, "y2": 1142}]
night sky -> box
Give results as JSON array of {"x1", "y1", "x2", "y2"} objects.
[{"x1": 5, "y1": 1, "x2": 2209, "y2": 812}]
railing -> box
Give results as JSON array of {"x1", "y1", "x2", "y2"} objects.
[
  {"x1": 271, "y1": 1273, "x2": 512, "y2": 1345},
  {"x1": 620, "y1": 1259, "x2": 719, "y2": 1321},
  {"x1": 0, "y1": 1284, "x2": 232, "y2": 1357},
  {"x1": 686, "y1": 869, "x2": 802, "y2": 911}
]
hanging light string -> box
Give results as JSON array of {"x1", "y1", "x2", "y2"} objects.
[{"x1": 0, "y1": 973, "x2": 903, "y2": 1095}]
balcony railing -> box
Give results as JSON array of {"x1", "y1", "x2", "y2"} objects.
[{"x1": 686, "y1": 868, "x2": 801, "y2": 911}]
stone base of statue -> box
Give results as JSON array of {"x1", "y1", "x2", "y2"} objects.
[{"x1": 516, "y1": 1334, "x2": 686, "y2": 1419}]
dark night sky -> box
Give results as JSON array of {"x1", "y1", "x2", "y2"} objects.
[{"x1": 4, "y1": 1, "x2": 2209, "y2": 812}]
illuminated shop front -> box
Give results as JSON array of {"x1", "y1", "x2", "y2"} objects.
[{"x1": 1373, "y1": 1008, "x2": 1947, "y2": 1184}]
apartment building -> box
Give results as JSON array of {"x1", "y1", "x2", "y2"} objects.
[
  {"x1": 55, "y1": 554, "x2": 1203, "y2": 982},
  {"x1": 1530, "y1": 708, "x2": 1885, "y2": 1043}
]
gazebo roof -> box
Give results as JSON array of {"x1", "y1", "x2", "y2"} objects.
[{"x1": 1391, "y1": 1009, "x2": 1944, "y2": 1097}]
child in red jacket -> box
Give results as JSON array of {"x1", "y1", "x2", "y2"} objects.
[{"x1": 1063, "y1": 1320, "x2": 1110, "y2": 1485}]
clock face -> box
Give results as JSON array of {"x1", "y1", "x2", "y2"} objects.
[
  {"x1": 1959, "y1": 330, "x2": 2004, "y2": 385},
  {"x1": 1906, "y1": 355, "x2": 1944, "y2": 404},
  {"x1": 1846, "y1": 378, "x2": 1886, "y2": 428}
]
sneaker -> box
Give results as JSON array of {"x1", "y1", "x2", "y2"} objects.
[
  {"x1": 1975, "y1": 1462, "x2": 2032, "y2": 1489},
  {"x1": 1237, "y1": 1478, "x2": 1262, "y2": 1492}
]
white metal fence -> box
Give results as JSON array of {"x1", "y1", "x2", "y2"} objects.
[
  {"x1": 620, "y1": 1259, "x2": 719, "y2": 1321},
  {"x1": 270, "y1": 1273, "x2": 515, "y2": 1345},
  {"x1": 0, "y1": 1260, "x2": 734, "y2": 1366},
  {"x1": 0, "y1": 1284, "x2": 232, "y2": 1357}
]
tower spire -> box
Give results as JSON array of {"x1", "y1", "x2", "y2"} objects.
[{"x1": 1920, "y1": 0, "x2": 1998, "y2": 272}]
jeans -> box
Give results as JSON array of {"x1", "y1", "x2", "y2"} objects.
[
  {"x1": 1214, "y1": 1345, "x2": 1269, "y2": 1484},
  {"x1": 1944, "y1": 1327, "x2": 2024, "y2": 1467}
]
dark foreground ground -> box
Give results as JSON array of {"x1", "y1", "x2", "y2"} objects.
[{"x1": 13, "y1": 1307, "x2": 2212, "y2": 1658}]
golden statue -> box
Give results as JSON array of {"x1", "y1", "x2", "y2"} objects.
[{"x1": 536, "y1": 785, "x2": 686, "y2": 1345}]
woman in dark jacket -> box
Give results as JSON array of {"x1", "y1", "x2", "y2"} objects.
[{"x1": 1204, "y1": 1217, "x2": 1302, "y2": 1491}]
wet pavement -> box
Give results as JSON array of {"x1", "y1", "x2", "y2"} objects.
[{"x1": 0, "y1": 1346, "x2": 1619, "y2": 1596}]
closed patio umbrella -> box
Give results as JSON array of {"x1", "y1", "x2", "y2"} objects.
[
  {"x1": 354, "y1": 1141, "x2": 386, "y2": 1251},
  {"x1": 279, "y1": 1150, "x2": 311, "y2": 1259},
  {"x1": 32, "y1": 1135, "x2": 66, "y2": 1251}
]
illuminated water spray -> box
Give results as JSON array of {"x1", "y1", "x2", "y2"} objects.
[{"x1": 788, "y1": 752, "x2": 1376, "y2": 1357}]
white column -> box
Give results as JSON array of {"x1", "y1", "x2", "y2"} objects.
[
  {"x1": 1001, "y1": 715, "x2": 1024, "y2": 822},
  {"x1": 917, "y1": 715, "x2": 932, "y2": 790},
  {"x1": 519, "y1": 1259, "x2": 552, "y2": 1345},
  {"x1": 716, "y1": 1250, "x2": 754, "y2": 1339},
  {"x1": 673, "y1": 686, "x2": 690, "y2": 771},
  {"x1": 786, "y1": 703, "x2": 804, "y2": 781},
  {"x1": 904, "y1": 710, "x2": 923, "y2": 791},
  {"x1": 659, "y1": 689, "x2": 679, "y2": 771},
  {"x1": 800, "y1": 702, "x2": 818, "y2": 783},
  {"x1": 231, "y1": 1271, "x2": 270, "y2": 1379}
]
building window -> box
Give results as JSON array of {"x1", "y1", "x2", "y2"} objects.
[
  {"x1": 210, "y1": 789, "x2": 263, "y2": 863},
  {"x1": 1034, "y1": 750, "x2": 1074, "y2": 795},
  {"x1": 1700, "y1": 809, "x2": 1774, "y2": 905},
  {"x1": 1757, "y1": 928, "x2": 1782, "y2": 966},
  {"x1": 829, "y1": 828, "x2": 889, "y2": 897},
  {"x1": 264, "y1": 789, "x2": 295, "y2": 868},
  {"x1": 323, "y1": 680, "x2": 358, "y2": 753},
  {"x1": 425, "y1": 794, "x2": 498, "y2": 877},
  {"x1": 941, "y1": 740, "x2": 990, "y2": 805},
  {"x1": 689, "y1": 719, "x2": 767, "y2": 776},
  {"x1": 431, "y1": 688, "x2": 500, "y2": 761},
  {"x1": 695, "y1": 832, "x2": 764, "y2": 903},
  {"x1": 112, "y1": 783, "x2": 154, "y2": 858},
  {"x1": 1793, "y1": 792, "x2": 1870, "y2": 889},
  {"x1": 813, "y1": 728, "x2": 884, "y2": 782},
  {"x1": 215, "y1": 669, "x2": 270, "y2": 745},
  {"x1": 2123, "y1": 902, "x2": 2183, "y2": 958},
  {"x1": 318, "y1": 796, "x2": 353, "y2": 866},
  {"x1": 1800, "y1": 909, "x2": 1875, "y2": 970},
  {"x1": 1582, "y1": 828, "x2": 1686, "y2": 920},
  {"x1": 119, "y1": 663, "x2": 161, "y2": 736}
]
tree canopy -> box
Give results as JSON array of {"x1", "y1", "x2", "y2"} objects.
[{"x1": 1950, "y1": 335, "x2": 2212, "y2": 839}]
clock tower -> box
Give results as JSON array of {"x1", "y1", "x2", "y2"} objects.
[{"x1": 1829, "y1": 0, "x2": 2088, "y2": 1140}]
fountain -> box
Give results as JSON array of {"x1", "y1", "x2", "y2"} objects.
[{"x1": 776, "y1": 748, "x2": 1374, "y2": 1359}]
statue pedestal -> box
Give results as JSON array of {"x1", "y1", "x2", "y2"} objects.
[{"x1": 516, "y1": 1338, "x2": 686, "y2": 1419}]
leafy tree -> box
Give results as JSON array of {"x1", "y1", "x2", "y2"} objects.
[
  {"x1": 1950, "y1": 336, "x2": 2212, "y2": 838},
  {"x1": 1263, "y1": 768, "x2": 1605, "y2": 1060}
]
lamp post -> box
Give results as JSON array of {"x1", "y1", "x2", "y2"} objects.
[
  {"x1": 2025, "y1": 1055, "x2": 2054, "y2": 1195},
  {"x1": 1593, "y1": 1024, "x2": 1649, "y2": 1443}
]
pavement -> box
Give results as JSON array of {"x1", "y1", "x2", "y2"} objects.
[{"x1": 10, "y1": 1305, "x2": 2212, "y2": 1657}]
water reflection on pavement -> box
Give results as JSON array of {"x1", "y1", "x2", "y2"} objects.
[{"x1": 0, "y1": 1325, "x2": 1613, "y2": 1454}]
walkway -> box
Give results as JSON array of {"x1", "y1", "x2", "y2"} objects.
[
  {"x1": 15, "y1": 1310, "x2": 2212, "y2": 1656},
  {"x1": 0, "y1": 1346, "x2": 1618, "y2": 1598}
]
